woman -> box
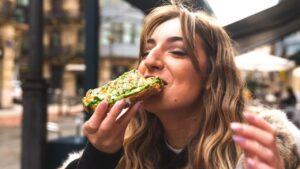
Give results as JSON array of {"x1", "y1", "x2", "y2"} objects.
[{"x1": 62, "y1": 2, "x2": 300, "y2": 169}]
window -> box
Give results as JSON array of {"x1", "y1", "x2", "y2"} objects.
[
  {"x1": 51, "y1": 65, "x2": 63, "y2": 89},
  {"x1": 51, "y1": 0, "x2": 63, "y2": 12},
  {"x1": 101, "y1": 22, "x2": 111, "y2": 45},
  {"x1": 134, "y1": 25, "x2": 141, "y2": 45},
  {"x1": 78, "y1": 29, "x2": 85, "y2": 44},
  {"x1": 75, "y1": 73, "x2": 85, "y2": 96},
  {"x1": 123, "y1": 23, "x2": 131, "y2": 44},
  {"x1": 284, "y1": 31, "x2": 300, "y2": 56},
  {"x1": 16, "y1": 0, "x2": 29, "y2": 6},
  {"x1": 111, "y1": 22, "x2": 123, "y2": 43},
  {"x1": 50, "y1": 30, "x2": 61, "y2": 49}
]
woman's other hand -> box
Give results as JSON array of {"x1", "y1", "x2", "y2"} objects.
[
  {"x1": 231, "y1": 112, "x2": 284, "y2": 169},
  {"x1": 82, "y1": 100, "x2": 141, "y2": 153}
]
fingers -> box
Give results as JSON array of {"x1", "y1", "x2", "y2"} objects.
[
  {"x1": 244, "y1": 112, "x2": 276, "y2": 137},
  {"x1": 231, "y1": 112, "x2": 284, "y2": 169},
  {"x1": 82, "y1": 99, "x2": 141, "y2": 153},
  {"x1": 100, "y1": 100, "x2": 127, "y2": 128},
  {"x1": 232, "y1": 135, "x2": 274, "y2": 164},
  {"x1": 118, "y1": 101, "x2": 141, "y2": 126},
  {"x1": 84, "y1": 100, "x2": 109, "y2": 134},
  {"x1": 230, "y1": 122, "x2": 275, "y2": 148},
  {"x1": 231, "y1": 113, "x2": 276, "y2": 149},
  {"x1": 245, "y1": 157, "x2": 273, "y2": 169}
]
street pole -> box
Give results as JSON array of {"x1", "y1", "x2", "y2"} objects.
[
  {"x1": 84, "y1": 0, "x2": 99, "y2": 120},
  {"x1": 21, "y1": 0, "x2": 47, "y2": 168}
]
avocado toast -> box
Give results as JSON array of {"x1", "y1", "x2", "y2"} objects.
[{"x1": 82, "y1": 69, "x2": 164, "y2": 112}]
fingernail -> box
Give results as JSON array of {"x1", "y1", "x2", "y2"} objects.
[
  {"x1": 246, "y1": 157, "x2": 256, "y2": 167},
  {"x1": 244, "y1": 112, "x2": 255, "y2": 121},
  {"x1": 230, "y1": 122, "x2": 241, "y2": 131},
  {"x1": 232, "y1": 135, "x2": 246, "y2": 144},
  {"x1": 118, "y1": 100, "x2": 126, "y2": 107}
]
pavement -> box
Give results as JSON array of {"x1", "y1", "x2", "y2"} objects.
[{"x1": 0, "y1": 103, "x2": 84, "y2": 169}]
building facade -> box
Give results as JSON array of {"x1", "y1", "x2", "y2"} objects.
[
  {"x1": 33, "y1": 0, "x2": 143, "y2": 103},
  {"x1": 0, "y1": 0, "x2": 27, "y2": 108},
  {"x1": 62, "y1": 0, "x2": 144, "y2": 99}
]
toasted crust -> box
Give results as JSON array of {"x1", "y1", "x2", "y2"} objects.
[
  {"x1": 85, "y1": 83, "x2": 162, "y2": 113},
  {"x1": 126, "y1": 83, "x2": 162, "y2": 105}
]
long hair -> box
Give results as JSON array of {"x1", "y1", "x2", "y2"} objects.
[{"x1": 117, "y1": 2, "x2": 245, "y2": 169}]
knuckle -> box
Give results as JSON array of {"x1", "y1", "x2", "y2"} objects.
[
  {"x1": 83, "y1": 123, "x2": 91, "y2": 132},
  {"x1": 266, "y1": 150, "x2": 275, "y2": 160},
  {"x1": 99, "y1": 125, "x2": 110, "y2": 134},
  {"x1": 266, "y1": 133, "x2": 276, "y2": 146},
  {"x1": 83, "y1": 122, "x2": 89, "y2": 129}
]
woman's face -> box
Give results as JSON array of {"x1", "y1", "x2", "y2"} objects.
[{"x1": 138, "y1": 18, "x2": 207, "y2": 114}]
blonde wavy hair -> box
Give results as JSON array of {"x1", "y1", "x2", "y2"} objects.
[{"x1": 116, "y1": 2, "x2": 245, "y2": 169}]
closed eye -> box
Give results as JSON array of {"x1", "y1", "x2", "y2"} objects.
[{"x1": 170, "y1": 50, "x2": 187, "y2": 56}]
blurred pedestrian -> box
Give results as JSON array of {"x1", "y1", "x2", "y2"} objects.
[
  {"x1": 61, "y1": 1, "x2": 300, "y2": 169},
  {"x1": 280, "y1": 86, "x2": 297, "y2": 108}
]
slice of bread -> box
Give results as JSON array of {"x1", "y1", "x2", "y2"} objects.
[{"x1": 82, "y1": 70, "x2": 163, "y2": 113}]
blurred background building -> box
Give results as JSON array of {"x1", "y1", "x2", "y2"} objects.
[
  {"x1": 0, "y1": 0, "x2": 298, "y2": 110},
  {"x1": 0, "y1": 0, "x2": 145, "y2": 108},
  {"x1": 0, "y1": 0, "x2": 298, "y2": 115},
  {"x1": 0, "y1": 0, "x2": 27, "y2": 108}
]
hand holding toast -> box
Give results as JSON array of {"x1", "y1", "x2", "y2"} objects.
[{"x1": 83, "y1": 100, "x2": 141, "y2": 153}]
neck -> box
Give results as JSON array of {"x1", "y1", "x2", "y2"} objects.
[{"x1": 157, "y1": 109, "x2": 201, "y2": 149}]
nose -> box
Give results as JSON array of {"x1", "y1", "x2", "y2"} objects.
[{"x1": 143, "y1": 47, "x2": 164, "y2": 72}]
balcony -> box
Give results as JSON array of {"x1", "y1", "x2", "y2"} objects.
[
  {"x1": 44, "y1": 10, "x2": 84, "y2": 25},
  {"x1": 44, "y1": 44, "x2": 84, "y2": 64},
  {"x1": 0, "y1": 0, "x2": 28, "y2": 24}
]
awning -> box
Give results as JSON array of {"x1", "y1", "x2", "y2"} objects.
[
  {"x1": 234, "y1": 51, "x2": 295, "y2": 72},
  {"x1": 225, "y1": 0, "x2": 300, "y2": 53}
]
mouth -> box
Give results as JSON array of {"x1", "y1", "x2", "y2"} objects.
[{"x1": 145, "y1": 75, "x2": 168, "y2": 86}]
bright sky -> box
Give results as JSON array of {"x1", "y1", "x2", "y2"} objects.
[{"x1": 206, "y1": 0, "x2": 280, "y2": 26}]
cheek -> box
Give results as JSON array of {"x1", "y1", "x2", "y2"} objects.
[
  {"x1": 170, "y1": 74, "x2": 203, "y2": 104},
  {"x1": 137, "y1": 62, "x2": 146, "y2": 74}
]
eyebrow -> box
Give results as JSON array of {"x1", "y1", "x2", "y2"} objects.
[{"x1": 146, "y1": 36, "x2": 183, "y2": 45}]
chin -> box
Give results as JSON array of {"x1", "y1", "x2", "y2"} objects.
[{"x1": 142, "y1": 94, "x2": 164, "y2": 112}]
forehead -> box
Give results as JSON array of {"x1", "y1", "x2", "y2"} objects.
[{"x1": 149, "y1": 18, "x2": 182, "y2": 40}]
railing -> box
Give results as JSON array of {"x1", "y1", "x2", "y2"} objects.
[
  {"x1": 45, "y1": 10, "x2": 84, "y2": 24},
  {"x1": 44, "y1": 44, "x2": 84, "y2": 63}
]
